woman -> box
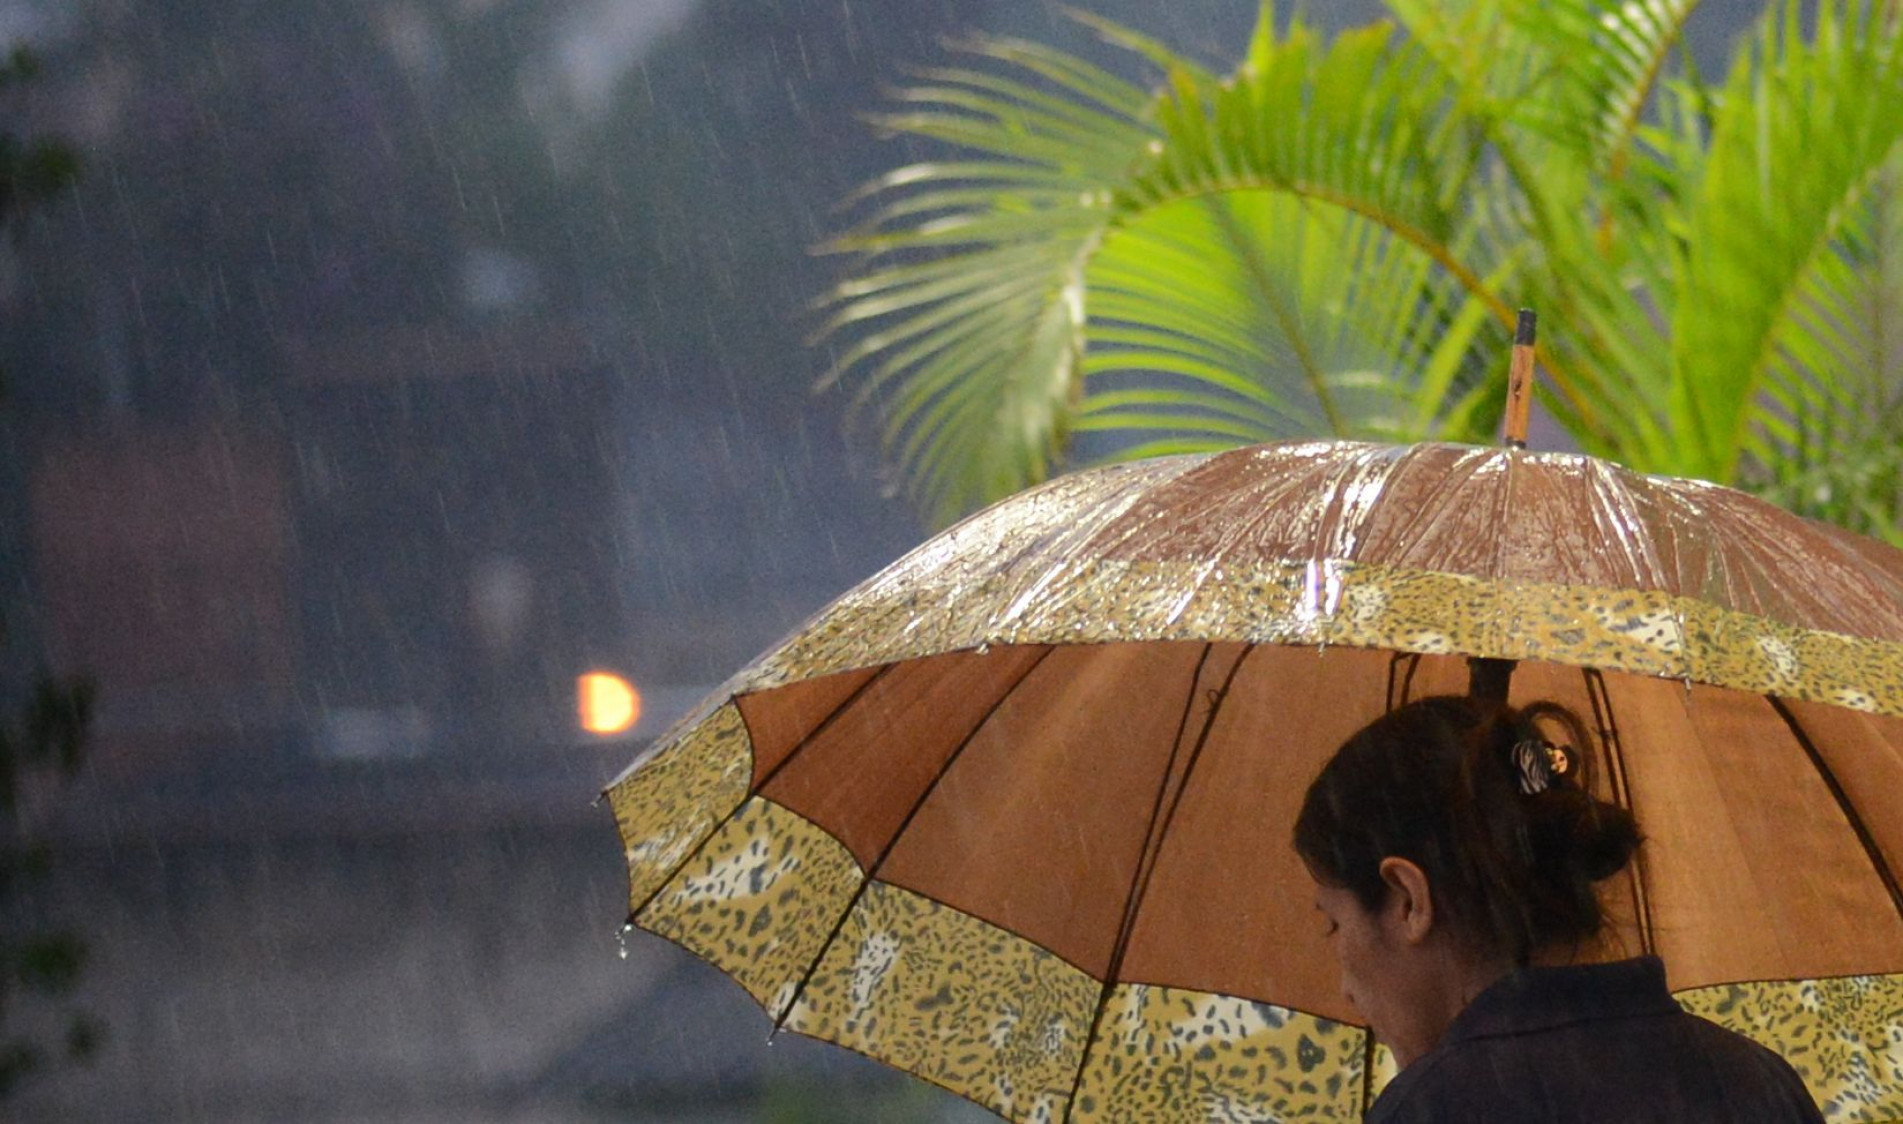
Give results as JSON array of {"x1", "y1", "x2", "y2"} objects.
[{"x1": 1293, "y1": 695, "x2": 1824, "y2": 1122}]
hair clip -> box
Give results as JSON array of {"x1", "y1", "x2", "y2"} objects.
[{"x1": 1512, "y1": 738, "x2": 1573, "y2": 795}]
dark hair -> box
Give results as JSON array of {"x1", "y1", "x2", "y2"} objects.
[{"x1": 1292, "y1": 695, "x2": 1642, "y2": 966}]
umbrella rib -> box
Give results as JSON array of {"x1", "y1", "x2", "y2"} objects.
[
  {"x1": 1386, "y1": 651, "x2": 1423, "y2": 711},
  {"x1": 1360, "y1": 1032, "x2": 1381, "y2": 1117},
  {"x1": 1493, "y1": 447, "x2": 1517, "y2": 627},
  {"x1": 1585, "y1": 668, "x2": 1657, "y2": 957},
  {"x1": 626, "y1": 663, "x2": 900, "y2": 922},
  {"x1": 1063, "y1": 642, "x2": 1257, "y2": 1123},
  {"x1": 1100, "y1": 642, "x2": 1216, "y2": 970},
  {"x1": 768, "y1": 644, "x2": 1059, "y2": 1035},
  {"x1": 1769, "y1": 697, "x2": 1903, "y2": 929},
  {"x1": 751, "y1": 662, "x2": 900, "y2": 796}
]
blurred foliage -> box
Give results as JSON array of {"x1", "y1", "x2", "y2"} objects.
[
  {"x1": 0, "y1": 46, "x2": 78, "y2": 403},
  {"x1": 0, "y1": 48, "x2": 79, "y2": 216},
  {"x1": 825, "y1": 0, "x2": 1903, "y2": 539},
  {"x1": 0, "y1": 44, "x2": 97, "y2": 1101}
]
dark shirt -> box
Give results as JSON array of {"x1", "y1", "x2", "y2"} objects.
[{"x1": 1367, "y1": 957, "x2": 1823, "y2": 1123}]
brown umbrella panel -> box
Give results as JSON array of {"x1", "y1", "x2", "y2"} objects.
[{"x1": 608, "y1": 442, "x2": 1903, "y2": 1123}]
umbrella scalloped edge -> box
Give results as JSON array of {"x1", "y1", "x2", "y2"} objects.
[
  {"x1": 639, "y1": 794, "x2": 864, "y2": 1020},
  {"x1": 609, "y1": 701, "x2": 753, "y2": 910},
  {"x1": 626, "y1": 801, "x2": 1397, "y2": 1123},
  {"x1": 729, "y1": 560, "x2": 1903, "y2": 718},
  {"x1": 612, "y1": 770, "x2": 1903, "y2": 1122},
  {"x1": 781, "y1": 880, "x2": 1100, "y2": 1122},
  {"x1": 1072, "y1": 979, "x2": 1378, "y2": 1121}
]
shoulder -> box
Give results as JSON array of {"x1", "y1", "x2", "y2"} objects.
[
  {"x1": 1364, "y1": 1050, "x2": 1474, "y2": 1124},
  {"x1": 1369, "y1": 1013, "x2": 1824, "y2": 1124},
  {"x1": 1671, "y1": 1012, "x2": 1824, "y2": 1111}
]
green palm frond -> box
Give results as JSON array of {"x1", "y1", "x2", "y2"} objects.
[
  {"x1": 1748, "y1": 151, "x2": 1903, "y2": 539},
  {"x1": 817, "y1": 32, "x2": 1158, "y2": 525},
  {"x1": 1502, "y1": 0, "x2": 1701, "y2": 177},
  {"x1": 1382, "y1": 0, "x2": 1530, "y2": 110},
  {"x1": 1080, "y1": 191, "x2": 1495, "y2": 455},
  {"x1": 824, "y1": 4, "x2": 1509, "y2": 524},
  {"x1": 1103, "y1": 15, "x2": 1544, "y2": 436},
  {"x1": 1063, "y1": 5, "x2": 1225, "y2": 93},
  {"x1": 1382, "y1": 1, "x2": 1703, "y2": 456},
  {"x1": 1668, "y1": 0, "x2": 1903, "y2": 484},
  {"x1": 822, "y1": 0, "x2": 1903, "y2": 544},
  {"x1": 1118, "y1": 21, "x2": 1474, "y2": 265}
]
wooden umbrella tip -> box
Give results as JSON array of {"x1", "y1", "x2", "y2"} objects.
[{"x1": 1504, "y1": 308, "x2": 1538, "y2": 450}]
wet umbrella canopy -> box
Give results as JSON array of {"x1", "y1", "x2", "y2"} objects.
[{"x1": 606, "y1": 439, "x2": 1903, "y2": 1122}]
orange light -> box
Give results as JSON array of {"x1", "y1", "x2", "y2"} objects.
[{"x1": 579, "y1": 672, "x2": 640, "y2": 735}]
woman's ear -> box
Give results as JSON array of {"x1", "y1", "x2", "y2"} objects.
[{"x1": 1376, "y1": 856, "x2": 1435, "y2": 945}]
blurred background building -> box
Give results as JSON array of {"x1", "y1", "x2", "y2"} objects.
[{"x1": 0, "y1": 1, "x2": 1755, "y2": 1120}]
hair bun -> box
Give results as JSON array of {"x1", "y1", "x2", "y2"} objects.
[{"x1": 1570, "y1": 794, "x2": 1642, "y2": 882}]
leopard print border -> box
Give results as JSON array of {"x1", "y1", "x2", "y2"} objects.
[
  {"x1": 607, "y1": 702, "x2": 753, "y2": 912},
  {"x1": 781, "y1": 881, "x2": 1101, "y2": 1124},
  {"x1": 1069, "y1": 982, "x2": 1372, "y2": 1122},
  {"x1": 730, "y1": 560, "x2": 1903, "y2": 717},
  {"x1": 1677, "y1": 974, "x2": 1903, "y2": 1122},
  {"x1": 621, "y1": 783, "x2": 1892, "y2": 1123},
  {"x1": 637, "y1": 796, "x2": 864, "y2": 1019}
]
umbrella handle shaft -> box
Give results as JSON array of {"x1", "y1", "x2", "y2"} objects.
[
  {"x1": 1468, "y1": 656, "x2": 1515, "y2": 705},
  {"x1": 1505, "y1": 309, "x2": 1537, "y2": 449},
  {"x1": 1481, "y1": 310, "x2": 1537, "y2": 701}
]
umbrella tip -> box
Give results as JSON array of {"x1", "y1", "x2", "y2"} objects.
[{"x1": 1504, "y1": 309, "x2": 1538, "y2": 450}]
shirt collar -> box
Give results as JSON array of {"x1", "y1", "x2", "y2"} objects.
[{"x1": 1439, "y1": 956, "x2": 1682, "y2": 1044}]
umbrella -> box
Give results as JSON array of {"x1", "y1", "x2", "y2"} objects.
[{"x1": 605, "y1": 438, "x2": 1903, "y2": 1122}]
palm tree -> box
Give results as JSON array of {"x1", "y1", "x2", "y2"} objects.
[{"x1": 817, "y1": 0, "x2": 1903, "y2": 539}]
